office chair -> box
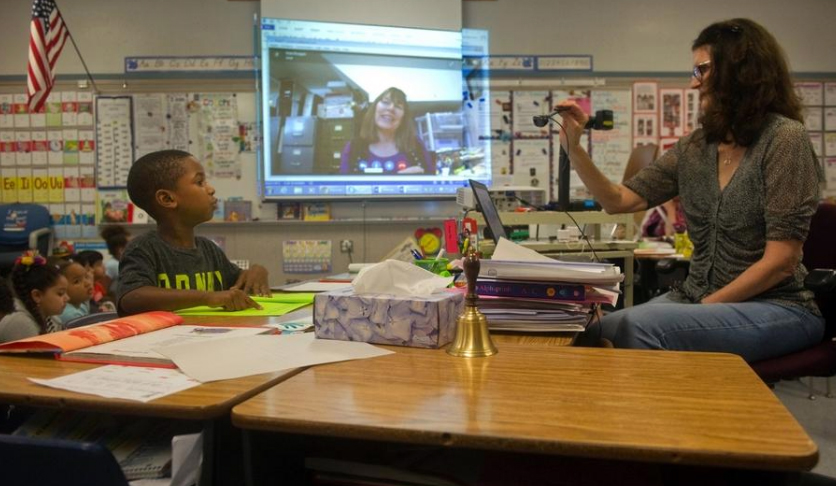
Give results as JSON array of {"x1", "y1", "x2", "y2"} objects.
[
  {"x1": 750, "y1": 202, "x2": 836, "y2": 398},
  {"x1": 0, "y1": 434, "x2": 129, "y2": 486},
  {"x1": 0, "y1": 203, "x2": 53, "y2": 277},
  {"x1": 64, "y1": 311, "x2": 119, "y2": 329}
]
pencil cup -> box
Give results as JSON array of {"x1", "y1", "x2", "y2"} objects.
[{"x1": 414, "y1": 258, "x2": 449, "y2": 275}]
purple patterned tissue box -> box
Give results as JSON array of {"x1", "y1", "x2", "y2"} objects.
[{"x1": 313, "y1": 288, "x2": 464, "y2": 348}]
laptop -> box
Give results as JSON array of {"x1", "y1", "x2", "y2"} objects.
[{"x1": 469, "y1": 180, "x2": 507, "y2": 244}]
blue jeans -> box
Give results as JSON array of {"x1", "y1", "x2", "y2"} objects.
[{"x1": 581, "y1": 293, "x2": 825, "y2": 362}]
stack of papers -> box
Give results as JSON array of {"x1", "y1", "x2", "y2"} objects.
[{"x1": 476, "y1": 238, "x2": 624, "y2": 332}]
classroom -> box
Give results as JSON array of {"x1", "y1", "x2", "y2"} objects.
[{"x1": 1, "y1": 0, "x2": 836, "y2": 485}]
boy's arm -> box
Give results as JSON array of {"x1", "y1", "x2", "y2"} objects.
[
  {"x1": 230, "y1": 264, "x2": 271, "y2": 296},
  {"x1": 119, "y1": 286, "x2": 261, "y2": 315}
]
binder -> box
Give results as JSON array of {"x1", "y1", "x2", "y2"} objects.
[{"x1": 475, "y1": 279, "x2": 585, "y2": 301}]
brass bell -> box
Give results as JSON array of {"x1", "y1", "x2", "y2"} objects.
[{"x1": 447, "y1": 247, "x2": 497, "y2": 358}]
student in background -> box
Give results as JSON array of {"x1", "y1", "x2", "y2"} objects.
[
  {"x1": 100, "y1": 225, "x2": 131, "y2": 297},
  {"x1": 118, "y1": 150, "x2": 270, "y2": 315},
  {"x1": 0, "y1": 251, "x2": 68, "y2": 343},
  {"x1": 75, "y1": 250, "x2": 108, "y2": 309},
  {"x1": 54, "y1": 257, "x2": 94, "y2": 324},
  {"x1": 340, "y1": 87, "x2": 434, "y2": 175},
  {"x1": 560, "y1": 19, "x2": 824, "y2": 362},
  {"x1": 641, "y1": 197, "x2": 685, "y2": 239}
]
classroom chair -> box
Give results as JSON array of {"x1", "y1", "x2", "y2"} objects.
[
  {"x1": 0, "y1": 434, "x2": 129, "y2": 486},
  {"x1": 0, "y1": 203, "x2": 53, "y2": 277},
  {"x1": 750, "y1": 202, "x2": 836, "y2": 398}
]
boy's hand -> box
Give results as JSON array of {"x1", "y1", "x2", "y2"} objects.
[
  {"x1": 206, "y1": 289, "x2": 262, "y2": 311},
  {"x1": 231, "y1": 264, "x2": 271, "y2": 297}
]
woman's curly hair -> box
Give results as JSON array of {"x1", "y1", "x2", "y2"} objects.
[{"x1": 693, "y1": 18, "x2": 803, "y2": 146}]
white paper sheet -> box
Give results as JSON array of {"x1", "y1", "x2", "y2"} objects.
[
  {"x1": 157, "y1": 333, "x2": 393, "y2": 383},
  {"x1": 29, "y1": 365, "x2": 201, "y2": 402},
  {"x1": 63, "y1": 325, "x2": 270, "y2": 363}
]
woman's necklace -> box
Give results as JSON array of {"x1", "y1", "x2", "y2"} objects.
[{"x1": 719, "y1": 143, "x2": 738, "y2": 165}]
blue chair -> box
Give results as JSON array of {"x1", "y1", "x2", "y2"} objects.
[
  {"x1": 0, "y1": 434, "x2": 129, "y2": 486},
  {"x1": 0, "y1": 203, "x2": 53, "y2": 276}
]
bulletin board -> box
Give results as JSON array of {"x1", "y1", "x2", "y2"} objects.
[{"x1": 0, "y1": 79, "x2": 262, "y2": 240}]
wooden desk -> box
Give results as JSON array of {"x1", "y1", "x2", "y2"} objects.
[
  {"x1": 232, "y1": 344, "x2": 816, "y2": 475},
  {"x1": 0, "y1": 313, "x2": 305, "y2": 486},
  {"x1": 0, "y1": 315, "x2": 300, "y2": 420}
]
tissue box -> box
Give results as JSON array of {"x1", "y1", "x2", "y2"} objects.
[{"x1": 314, "y1": 288, "x2": 464, "y2": 348}]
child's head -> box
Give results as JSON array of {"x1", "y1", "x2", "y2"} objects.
[
  {"x1": 53, "y1": 257, "x2": 93, "y2": 307},
  {"x1": 100, "y1": 225, "x2": 130, "y2": 260},
  {"x1": 127, "y1": 150, "x2": 217, "y2": 226},
  {"x1": 75, "y1": 250, "x2": 105, "y2": 281},
  {"x1": 10, "y1": 251, "x2": 68, "y2": 332}
]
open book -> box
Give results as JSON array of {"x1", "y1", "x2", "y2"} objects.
[
  {"x1": 0, "y1": 311, "x2": 272, "y2": 367},
  {"x1": 0, "y1": 311, "x2": 182, "y2": 354}
]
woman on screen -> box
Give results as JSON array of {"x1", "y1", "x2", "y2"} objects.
[
  {"x1": 561, "y1": 18, "x2": 824, "y2": 363},
  {"x1": 340, "y1": 87, "x2": 435, "y2": 175}
]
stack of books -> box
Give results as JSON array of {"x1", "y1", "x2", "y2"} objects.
[{"x1": 476, "y1": 241, "x2": 624, "y2": 333}]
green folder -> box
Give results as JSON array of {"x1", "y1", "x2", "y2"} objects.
[{"x1": 175, "y1": 293, "x2": 315, "y2": 316}]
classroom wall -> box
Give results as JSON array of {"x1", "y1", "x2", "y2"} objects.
[
  {"x1": 0, "y1": 0, "x2": 259, "y2": 76},
  {"x1": 2, "y1": 0, "x2": 834, "y2": 284},
  {"x1": 261, "y1": 0, "x2": 462, "y2": 31},
  {"x1": 3, "y1": 1, "x2": 835, "y2": 77},
  {"x1": 463, "y1": 0, "x2": 836, "y2": 73}
]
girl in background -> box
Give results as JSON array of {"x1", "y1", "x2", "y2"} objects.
[
  {"x1": 0, "y1": 251, "x2": 68, "y2": 343},
  {"x1": 54, "y1": 258, "x2": 93, "y2": 325}
]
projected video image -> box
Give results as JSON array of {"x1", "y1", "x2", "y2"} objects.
[{"x1": 260, "y1": 19, "x2": 491, "y2": 199}]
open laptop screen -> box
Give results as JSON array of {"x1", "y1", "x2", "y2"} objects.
[{"x1": 469, "y1": 180, "x2": 507, "y2": 244}]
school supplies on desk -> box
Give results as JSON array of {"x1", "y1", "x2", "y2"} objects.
[{"x1": 175, "y1": 293, "x2": 315, "y2": 316}]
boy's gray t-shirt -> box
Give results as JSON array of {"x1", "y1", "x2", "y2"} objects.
[{"x1": 117, "y1": 231, "x2": 241, "y2": 311}]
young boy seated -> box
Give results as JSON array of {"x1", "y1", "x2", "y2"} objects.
[{"x1": 118, "y1": 150, "x2": 270, "y2": 315}]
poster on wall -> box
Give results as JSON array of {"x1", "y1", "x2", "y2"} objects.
[
  {"x1": 659, "y1": 89, "x2": 684, "y2": 138},
  {"x1": 95, "y1": 96, "x2": 134, "y2": 188},
  {"x1": 512, "y1": 91, "x2": 550, "y2": 137},
  {"x1": 633, "y1": 113, "x2": 657, "y2": 139},
  {"x1": 632, "y1": 82, "x2": 657, "y2": 114},
  {"x1": 282, "y1": 240, "x2": 333, "y2": 274},
  {"x1": 191, "y1": 93, "x2": 240, "y2": 180},
  {"x1": 684, "y1": 88, "x2": 700, "y2": 135}
]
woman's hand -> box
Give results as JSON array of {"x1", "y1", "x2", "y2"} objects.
[{"x1": 556, "y1": 101, "x2": 589, "y2": 153}]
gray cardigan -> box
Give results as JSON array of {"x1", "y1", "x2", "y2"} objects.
[{"x1": 624, "y1": 114, "x2": 823, "y2": 314}]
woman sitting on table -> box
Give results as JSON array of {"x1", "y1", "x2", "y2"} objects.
[
  {"x1": 564, "y1": 18, "x2": 824, "y2": 362},
  {"x1": 340, "y1": 87, "x2": 435, "y2": 175}
]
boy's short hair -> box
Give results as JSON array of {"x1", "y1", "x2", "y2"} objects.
[
  {"x1": 76, "y1": 250, "x2": 104, "y2": 267},
  {"x1": 127, "y1": 150, "x2": 193, "y2": 217}
]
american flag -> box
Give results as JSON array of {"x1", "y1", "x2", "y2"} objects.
[{"x1": 27, "y1": 0, "x2": 69, "y2": 112}]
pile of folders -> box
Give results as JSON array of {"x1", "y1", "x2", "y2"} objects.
[{"x1": 476, "y1": 259, "x2": 623, "y2": 332}]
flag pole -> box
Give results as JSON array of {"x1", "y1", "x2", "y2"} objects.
[{"x1": 54, "y1": 1, "x2": 99, "y2": 94}]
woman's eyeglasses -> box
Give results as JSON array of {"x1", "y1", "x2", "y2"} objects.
[{"x1": 692, "y1": 60, "x2": 711, "y2": 81}]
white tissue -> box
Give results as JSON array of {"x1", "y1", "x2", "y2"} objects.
[{"x1": 353, "y1": 259, "x2": 453, "y2": 298}]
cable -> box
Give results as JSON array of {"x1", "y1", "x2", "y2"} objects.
[{"x1": 564, "y1": 211, "x2": 601, "y2": 263}]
